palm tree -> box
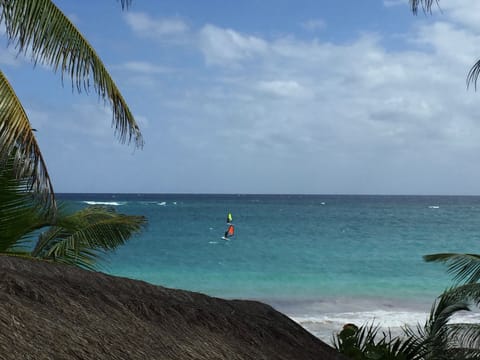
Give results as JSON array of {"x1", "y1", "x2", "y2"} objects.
[
  {"x1": 0, "y1": 154, "x2": 146, "y2": 270},
  {"x1": 0, "y1": 0, "x2": 143, "y2": 210},
  {"x1": 334, "y1": 290, "x2": 480, "y2": 360}
]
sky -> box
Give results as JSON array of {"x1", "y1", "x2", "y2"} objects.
[{"x1": 2, "y1": 0, "x2": 480, "y2": 195}]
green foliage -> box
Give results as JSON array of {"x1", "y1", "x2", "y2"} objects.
[
  {"x1": 334, "y1": 256, "x2": 480, "y2": 359},
  {"x1": 0, "y1": 72, "x2": 55, "y2": 210},
  {"x1": 424, "y1": 253, "x2": 480, "y2": 285},
  {"x1": 31, "y1": 205, "x2": 147, "y2": 270},
  {"x1": 0, "y1": 157, "x2": 146, "y2": 269},
  {"x1": 333, "y1": 323, "x2": 412, "y2": 360},
  {"x1": 0, "y1": 153, "x2": 50, "y2": 253}
]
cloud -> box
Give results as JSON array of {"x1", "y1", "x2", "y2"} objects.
[
  {"x1": 172, "y1": 17, "x2": 480, "y2": 192},
  {"x1": 198, "y1": 24, "x2": 268, "y2": 65},
  {"x1": 430, "y1": 0, "x2": 480, "y2": 31},
  {"x1": 383, "y1": 0, "x2": 406, "y2": 8},
  {"x1": 257, "y1": 80, "x2": 313, "y2": 99},
  {"x1": 115, "y1": 61, "x2": 172, "y2": 75},
  {"x1": 36, "y1": 3, "x2": 480, "y2": 193},
  {"x1": 124, "y1": 12, "x2": 189, "y2": 39}
]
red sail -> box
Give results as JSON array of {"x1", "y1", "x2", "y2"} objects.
[{"x1": 227, "y1": 225, "x2": 235, "y2": 237}]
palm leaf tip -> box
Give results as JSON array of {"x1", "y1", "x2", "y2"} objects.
[
  {"x1": 33, "y1": 205, "x2": 147, "y2": 270},
  {"x1": 425, "y1": 253, "x2": 480, "y2": 284},
  {"x1": 410, "y1": 0, "x2": 440, "y2": 15},
  {"x1": 118, "y1": 0, "x2": 132, "y2": 10}
]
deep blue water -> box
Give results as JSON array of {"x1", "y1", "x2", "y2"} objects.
[{"x1": 57, "y1": 193, "x2": 480, "y2": 340}]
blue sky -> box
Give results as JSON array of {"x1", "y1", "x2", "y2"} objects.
[{"x1": 3, "y1": 0, "x2": 480, "y2": 194}]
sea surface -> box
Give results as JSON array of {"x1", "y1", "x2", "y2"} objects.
[{"x1": 57, "y1": 193, "x2": 480, "y2": 343}]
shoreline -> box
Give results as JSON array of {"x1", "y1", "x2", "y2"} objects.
[{"x1": 268, "y1": 295, "x2": 435, "y2": 343}]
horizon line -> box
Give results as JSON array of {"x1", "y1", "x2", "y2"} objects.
[{"x1": 55, "y1": 192, "x2": 480, "y2": 197}]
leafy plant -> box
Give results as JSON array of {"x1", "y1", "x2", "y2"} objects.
[{"x1": 0, "y1": 156, "x2": 146, "y2": 270}]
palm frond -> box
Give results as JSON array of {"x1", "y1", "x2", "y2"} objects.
[
  {"x1": 118, "y1": 0, "x2": 132, "y2": 10},
  {"x1": 467, "y1": 59, "x2": 480, "y2": 91},
  {"x1": 0, "y1": 0, "x2": 143, "y2": 148},
  {"x1": 408, "y1": 292, "x2": 472, "y2": 360},
  {"x1": 440, "y1": 283, "x2": 480, "y2": 308},
  {"x1": 0, "y1": 70, "x2": 55, "y2": 209},
  {"x1": 410, "y1": 0, "x2": 440, "y2": 15},
  {"x1": 447, "y1": 323, "x2": 480, "y2": 351},
  {"x1": 428, "y1": 294, "x2": 470, "y2": 336},
  {"x1": 32, "y1": 205, "x2": 146, "y2": 270},
  {"x1": 0, "y1": 154, "x2": 50, "y2": 252},
  {"x1": 424, "y1": 253, "x2": 480, "y2": 284}
]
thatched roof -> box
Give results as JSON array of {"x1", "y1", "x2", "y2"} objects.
[{"x1": 0, "y1": 256, "x2": 345, "y2": 359}]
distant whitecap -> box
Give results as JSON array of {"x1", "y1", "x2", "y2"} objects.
[
  {"x1": 428, "y1": 205, "x2": 440, "y2": 209},
  {"x1": 84, "y1": 201, "x2": 122, "y2": 206},
  {"x1": 158, "y1": 202, "x2": 167, "y2": 206}
]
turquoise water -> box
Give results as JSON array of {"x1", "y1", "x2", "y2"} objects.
[{"x1": 58, "y1": 194, "x2": 480, "y2": 341}]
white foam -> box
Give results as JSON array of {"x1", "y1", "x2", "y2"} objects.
[
  {"x1": 292, "y1": 309, "x2": 428, "y2": 330},
  {"x1": 158, "y1": 202, "x2": 167, "y2": 206},
  {"x1": 84, "y1": 201, "x2": 122, "y2": 206},
  {"x1": 288, "y1": 309, "x2": 428, "y2": 343},
  {"x1": 289, "y1": 308, "x2": 480, "y2": 343},
  {"x1": 428, "y1": 205, "x2": 440, "y2": 209}
]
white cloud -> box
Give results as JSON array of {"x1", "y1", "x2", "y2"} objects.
[
  {"x1": 198, "y1": 24, "x2": 268, "y2": 65},
  {"x1": 116, "y1": 61, "x2": 172, "y2": 75},
  {"x1": 257, "y1": 80, "x2": 313, "y2": 99},
  {"x1": 433, "y1": 0, "x2": 480, "y2": 31},
  {"x1": 383, "y1": 0, "x2": 407, "y2": 8},
  {"x1": 168, "y1": 15, "x2": 480, "y2": 192},
  {"x1": 124, "y1": 12, "x2": 189, "y2": 38},
  {"x1": 36, "y1": 3, "x2": 480, "y2": 193}
]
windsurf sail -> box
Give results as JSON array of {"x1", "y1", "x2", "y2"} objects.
[
  {"x1": 227, "y1": 212, "x2": 233, "y2": 223},
  {"x1": 224, "y1": 224, "x2": 235, "y2": 238}
]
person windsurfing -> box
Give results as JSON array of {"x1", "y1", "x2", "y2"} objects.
[{"x1": 223, "y1": 212, "x2": 234, "y2": 240}]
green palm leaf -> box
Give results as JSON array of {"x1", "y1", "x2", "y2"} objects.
[
  {"x1": 0, "y1": 0, "x2": 143, "y2": 148},
  {"x1": 0, "y1": 70, "x2": 55, "y2": 208},
  {"x1": 447, "y1": 323, "x2": 480, "y2": 352},
  {"x1": 399, "y1": 290, "x2": 474, "y2": 360},
  {"x1": 0, "y1": 154, "x2": 49, "y2": 252},
  {"x1": 425, "y1": 287, "x2": 480, "y2": 359},
  {"x1": 424, "y1": 253, "x2": 480, "y2": 284},
  {"x1": 31, "y1": 205, "x2": 146, "y2": 270}
]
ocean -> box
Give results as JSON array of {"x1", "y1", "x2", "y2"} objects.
[{"x1": 57, "y1": 193, "x2": 480, "y2": 343}]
